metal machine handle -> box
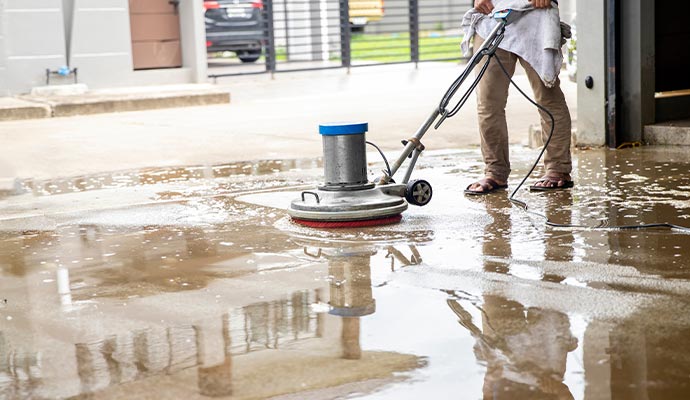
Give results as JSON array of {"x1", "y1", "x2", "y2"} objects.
[
  {"x1": 381, "y1": 14, "x2": 511, "y2": 184},
  {"x1": 301, "y1": 191, "x2": 320, "y2": 203}
]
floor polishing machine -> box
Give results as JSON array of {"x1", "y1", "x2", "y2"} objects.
[{"x1": 288, "y1": 10, "x2": 518, "y2": 228}]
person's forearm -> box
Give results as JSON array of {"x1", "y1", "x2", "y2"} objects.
[
  {"x1": 530, "y1": 0, "x2": 552, "y2": 8},
  {"x1": 475, "y1": 0, "x2": 552, "y2": 15}
]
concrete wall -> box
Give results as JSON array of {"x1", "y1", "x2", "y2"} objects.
[
  {"x1": 575, "y1": 0, "x2": 606, "y2": 146},
  {"x1": 69, "y1": 0, "x2": 133, "y2": 88},
  {"x1": 0, "y1": 0, "x2": 207, "y2": 95},
  {"x1": 1, "y1": 0, "x2": 68, "y2": 95}
]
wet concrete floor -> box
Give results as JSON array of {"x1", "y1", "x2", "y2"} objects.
[{"x1": 1, "y1": 146, "x2": 690, "y2": 399}]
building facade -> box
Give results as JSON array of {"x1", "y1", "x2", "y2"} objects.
[{"x1": 0, "y1": 0, "x2": 208, "y2": 96}]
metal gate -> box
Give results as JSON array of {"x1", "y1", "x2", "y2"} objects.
[{"x1": 206, "y1": 0, "x2": 472, "y2": 79}]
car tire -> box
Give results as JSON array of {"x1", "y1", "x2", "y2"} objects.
[
  {"x1": 350, "y1": 24, "x2": 365, "y2": 33},
  {"x1": 238, "y1": 49, "x2": 261, "y2": 63}
]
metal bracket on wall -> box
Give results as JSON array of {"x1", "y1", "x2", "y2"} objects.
[{"x1": 46, "y1": 67, "x2": 78, "y2": 85}]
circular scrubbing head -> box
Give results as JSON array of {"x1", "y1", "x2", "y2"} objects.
[{"x1": 291, "y1": 214, "x2": 402, "y2": 229}]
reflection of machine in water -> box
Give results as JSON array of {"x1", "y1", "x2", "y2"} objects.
[
  {"x1": 0, "y1": 240, "x2": 424, "y2": 399},
  {"x1": 315, "y1": 245, "x2": 376, "y2": 361},
  {"x1": 71, "y1": 290, "x2": 321, "y2": 397},
  {"x1": 302, "y1": 241, "x2": 423, "y2": 360}
]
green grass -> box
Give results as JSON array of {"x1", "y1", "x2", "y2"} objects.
[
  {"x1": 209, "y1": 32, "x2": 463, "y2": 64},
  {"x1": 350, "y1": 32, "x2": 463, "y2": 63}
]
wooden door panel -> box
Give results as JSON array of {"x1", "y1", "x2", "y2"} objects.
[
  {"x1": 129, "y1": 0, "x2": 182, "y2": 69},
  {"x1": 130, "y1": 14, "x2": 181, "y2": 42},
  {"x1": 129, "y1": 0, "x2": 176, "y2": 14}
]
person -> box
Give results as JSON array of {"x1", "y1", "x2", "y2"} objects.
[{"x1": 464, "y1": 0, "x2": 573, "y2": 195}]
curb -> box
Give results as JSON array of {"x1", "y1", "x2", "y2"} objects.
[
  {"x1": 0, "y1": 88, "x2": 231, "y2": 121},
  {"x1": 644, "y1": 124, "x2": 690, "y2": 146},
  {"x1": 0, "y1": 98, "x2": 51, "y2": 121}
]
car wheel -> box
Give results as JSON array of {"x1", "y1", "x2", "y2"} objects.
[{"x1": 238, "y1": 49, "x2": 261, "y2": 63}]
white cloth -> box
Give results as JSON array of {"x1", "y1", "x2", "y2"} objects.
[{"x1": 460, "y1": 0, "x2": 564, "y2": 88}]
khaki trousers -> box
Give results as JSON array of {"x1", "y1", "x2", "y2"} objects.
[{"x1": 474, "y1": 35, "x2": 572, "y2": 182}]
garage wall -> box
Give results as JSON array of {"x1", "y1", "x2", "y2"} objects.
[
  {"x1": 0, "y1": 0, "x2": 206, "y2": 95},
  {"x1": 68, "y1": 0, "x2": 134, "y2": 88},
  {"x1": 1, "y1": 0, "x2": 68, "y2": 94}
]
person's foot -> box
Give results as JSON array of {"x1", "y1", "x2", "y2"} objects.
[
  {"x1": 464, "y1": 177, "x2": 508, "y2": 195},
  {"x1": 529, "y1": 173, "x2": 574, "y2": 191}
]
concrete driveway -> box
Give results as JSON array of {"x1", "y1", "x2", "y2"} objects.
[
  {"x1": 4, "y1": 61, "x2": 690, "y2": 400},
  {"x1": 2, "y1": 141, "x2": 690, "y2": 399}
]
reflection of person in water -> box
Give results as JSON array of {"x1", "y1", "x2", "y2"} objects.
[
  {"x1": 542, "y1": 191, "x2": 574, "y2": 267},
  {"x1": 452, "y1": 193, "x2": 578, "y2": 399},
  {"x1": 477, "y1": 295, "x2": 577, "y2": 399}
]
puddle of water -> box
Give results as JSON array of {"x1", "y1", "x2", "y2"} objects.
[
  {"x1": 1, "y1": 147, "x2": 690, "y2": 399},
  {"x1": 6, "y1": 157, "x2": 324, "y2": 199}
]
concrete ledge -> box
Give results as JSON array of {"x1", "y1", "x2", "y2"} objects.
[
  {"x1": 644, "y1": 119, "x2": 690, "y2": 146},
  {"x1": 0, "y1": 84, "x2": 231, "y2": 120},
  {"x1": 26, "y1": 84, "x2": 231, "y2": 117},
  {"x1": 31, "y1": 84, "x2": 90, "y2": 97},
  {"x1": 0, "y1": 98, "x2": 51, "y2": 121},
  {"x1": 48, "y1": 91, "x2": 230, "y2": 117}
]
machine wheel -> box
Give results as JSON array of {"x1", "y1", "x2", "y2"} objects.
[{"x1": 405, "y1": 179, "x2": 432, "y2": 206}]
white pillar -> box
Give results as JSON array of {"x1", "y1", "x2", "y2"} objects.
[
  {"x1": 319, "y1": 0, "x2": 330, "y2": 61},
  {"x1": 179, "y1": 0, "x2": 208, "y2": 83},
  {"x1": 575, "y1": 0, "x2": 607, "y2": 146}
]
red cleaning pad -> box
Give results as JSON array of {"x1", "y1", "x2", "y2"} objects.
[{"x1": 291, "y1": 214, "x2": 402, "y2": 229}]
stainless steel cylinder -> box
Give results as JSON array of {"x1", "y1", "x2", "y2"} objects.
[
  {"x1": 319, "y1": 122, "x2": 369, "y2": 188},
  {"x1": 322, "y1": 134, "x2": 367, "y2": 186}
]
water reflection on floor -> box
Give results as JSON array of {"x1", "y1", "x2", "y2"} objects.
[{"x1": 1, "y1": 147, "x2": 690, "y2": 399}]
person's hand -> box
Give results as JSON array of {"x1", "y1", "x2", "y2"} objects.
[
  {"x1": 475, "y1": 0, "x2": 494, "y2": 15},
  {"x1": 530, "y1": 0, "x2": 552, "y2": 8}
]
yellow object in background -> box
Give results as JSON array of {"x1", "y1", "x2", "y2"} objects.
[{"x1": 349, "y1": 0, "x2": 385, "y2": 28}]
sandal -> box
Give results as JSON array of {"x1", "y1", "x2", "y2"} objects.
[
  {"x1": 464, "y1": 177, "x2": 508, "y2": 196},
  {"x1": 529, "y1": 176, "x2": 574, "y2": 192}
]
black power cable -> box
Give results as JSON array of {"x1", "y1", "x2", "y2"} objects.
[{"x1": 366, "y1": 140, "x2": 392, "y2": 177}]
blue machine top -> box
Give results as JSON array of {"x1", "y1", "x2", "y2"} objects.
[{"x1": 319, "y1": 122, "x2": 368, "y2": 136}]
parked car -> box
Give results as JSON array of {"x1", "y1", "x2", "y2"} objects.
[{"x1": 204, "y1": 0, "x2": 264, "y2": 63}]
